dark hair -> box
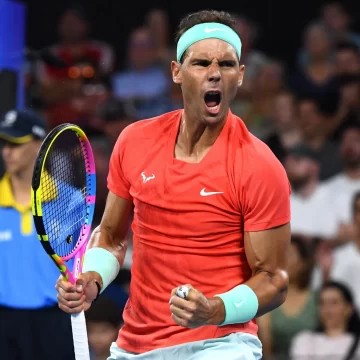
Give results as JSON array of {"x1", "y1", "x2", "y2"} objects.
[
  {"x1": 86, "y1": 296, "x2": 123, "y2": 328},
  {"x1": 175, "y1": 10, "x2": 240, "y2": 63},
  {"x1": 352, "y1": 191, "x2": 360, "y2": 217},
  {"x1": 291, "y1": 235, "x2": 314, "y2": 289},
  {"x1": 336, "y1": 41, "x2": 360, "y2": 55},
  {"x1": 297, "y1": 91, "x2": 340, "y2": 117},
  {"x1": 317, "y1": 281, "x2": 360, "y2": 335}
]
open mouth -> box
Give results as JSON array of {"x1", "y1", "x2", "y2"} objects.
[{"x1": 204, "y1": 91, "x2": 222, "y2": 114}]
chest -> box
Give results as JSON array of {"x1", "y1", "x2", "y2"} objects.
[{"x1": 125, "y1": 149, "x2": 242, "y2": 239}]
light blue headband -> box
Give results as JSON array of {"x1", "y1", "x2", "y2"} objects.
[{"x1": 176, "y1": 22, "x2": 242, "y2": 63}]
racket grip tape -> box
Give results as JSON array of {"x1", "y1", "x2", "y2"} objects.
[{"x1": 71, "y1": 311, "x2": 91, "y2": 360}]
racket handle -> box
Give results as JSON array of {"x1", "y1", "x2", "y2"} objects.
[{"x1": 71, "y1": 311, "x2": 91, "y2": 360}]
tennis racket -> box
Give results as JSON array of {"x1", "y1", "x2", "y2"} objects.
[{"x1": 31, "y1": 123, "x2": 96, "y2": 360}]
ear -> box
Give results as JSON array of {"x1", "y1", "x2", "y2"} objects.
[
  {"x1": 238, "y1": 65, "x2": 245, "y2": 87},
  {"x1": 171, "y1": 61, "x2": 182, "y2": 85}
]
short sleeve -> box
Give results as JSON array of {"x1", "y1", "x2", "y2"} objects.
[
  {"x1": 107, "y1": 130, "x2": 132, "y2": 200},
  {"x1": 290, "y1": 331, "x2": 313, "y2": 360},
  {"x1": 242, "y1": 146, "x2": 291, "y2": 232}
]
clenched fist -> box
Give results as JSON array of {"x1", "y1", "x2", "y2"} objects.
[{"x1": 169, "y1": 284, "x2": 225, "y2": 328}]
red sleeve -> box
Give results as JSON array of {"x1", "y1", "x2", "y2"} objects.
[
  {"x1": 242, "y1": 145, "x2": 291, "y2": 232},
  {"x1": 107, "y1": 129, "x2": 133, "y2": 200}
]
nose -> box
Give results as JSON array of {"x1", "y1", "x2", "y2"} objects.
[{"x1": 207, "y1": 63, "x2": 221, "y2": 83}]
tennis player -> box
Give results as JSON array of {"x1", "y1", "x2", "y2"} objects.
[
  {"x1": 0, "y1": 109, "x2": 75, "y2": 360},
  {"x1": 56, "y1": 10, "x2": 291, "y2": 360}
]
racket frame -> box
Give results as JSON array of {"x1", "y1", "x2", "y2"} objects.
[{"x1": 31, "y1": 123, "x2": 96, "y2": 284}]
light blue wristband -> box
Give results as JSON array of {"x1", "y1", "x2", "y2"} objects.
[
  {"x1": 82, "y1": 248, "x2": 120, "y2": 293},
  {"x1": 216, "y1": 284, "x2": 259, "y2": 325}
]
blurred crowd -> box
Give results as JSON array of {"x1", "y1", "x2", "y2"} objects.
[{"x1": 1, "y1": 1, "x2": 360, "y2": 359}]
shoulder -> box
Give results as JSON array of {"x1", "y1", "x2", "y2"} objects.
[
  {"x1": 231, "y1": 116, "x2": 287, "y2": 181},
  {"x1": 113, "y1": 110, "x2": 181, "y2": 151}
]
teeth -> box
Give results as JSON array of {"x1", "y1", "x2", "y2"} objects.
[{"x1": 208, "y1": 105, "x2": 219, "y2": 110}]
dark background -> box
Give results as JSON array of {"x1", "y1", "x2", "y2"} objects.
[{"x1": 23, "y1": 0, "x2": 360, "y2": 70}]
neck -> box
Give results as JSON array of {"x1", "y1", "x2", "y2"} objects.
[
  {"x1": 325, "y1": 326, "x2": 347, "y2": 337},
  {"x1": 177, "y1": 110, "x2": 226, "y2": 156},
  {"x1": 9, "y1": 168, "x2": 33, "y2": 206},
  {"x1": 297, "y1": 179, "x2": 318, "y2": 198},
  {"x1": 344, "y1": 166, "x2": 360, "y2": 179}
]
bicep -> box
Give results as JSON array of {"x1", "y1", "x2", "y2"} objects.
[
  {"x1": 101, "y1": 191, "x2": 133, "y2": 236},
  {"x1": 91, "y1": 191, "x2": 133, "y2": 249},
  {"x1": 244, "y1": 223, "x2": 291, "y2": 276}
]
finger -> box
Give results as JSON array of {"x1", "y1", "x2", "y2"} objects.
[
  {"x1": 171, "y1": 313, "x2": 189, "y2": 328},
  {"x1": 172, "y1": 284, "x2": 194, "y2": 299},
  {"x1": 57, "y1": 294, "x2": 86, "y2": 308},
  {"x1": 58, "y1": 302, "x2": 84, "y2": 314},
  {"x1": 75, "y1": 276, "x2": 89, "y2": 293},
  {"x1": 59, "y1": 288, "x2": 84, "y2": 302},
  {"x1": 56, "y1": 276, "x2": 76, "y2": 292},
  {"x1": 169, "y1": 296, "x2": 197, "y2": 312},
  {"x1": 170, "y1": 304, "x2": 193, "y2": 321}
]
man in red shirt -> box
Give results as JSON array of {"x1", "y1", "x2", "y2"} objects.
[{"x1": 56, "y1": 10, "x2": 291, "y2": 360}]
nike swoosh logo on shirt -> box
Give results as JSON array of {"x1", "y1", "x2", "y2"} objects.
[
  {"x1": 204, "y1": 27, "x2": 227, "y2": 33},
  {"x1": 200, "y1": 188, "x2": 224, "y2": 196}
]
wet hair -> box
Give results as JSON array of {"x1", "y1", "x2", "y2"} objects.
[
  {"x1": 317, "y1": 281, "x2": 360, "y2": 335},
  {"x1": 175, "y1": 10, "x2": 240, "y2": 63}
]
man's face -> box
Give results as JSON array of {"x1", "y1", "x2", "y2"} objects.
[
  {"x1": 340, "y1": 128, "x2": 360, "y2": 167},
  {"x1": 1, "y1": 140, "x2": 40, "y2": 176},
  {"x1": 172, "y1": 38, "x2": 244, "y2": 126},
  {"x1": 284, "y1": 155, "x2": 315, "y2": 188},
  {"x1": 58, "y1": 11, "x2": 88, "y2": 43},
  {"x1": 335, "y1": 49, "x2": 360, "y2": 75},
  {"x1": 298, "y1": 100, "x2": 323, "y2": 137}
]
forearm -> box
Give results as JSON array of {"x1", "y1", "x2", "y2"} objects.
[
  {"x1": 245, "y1": 269, "x2": 288, "y2": 317},
  {"x1": 88, "y1": 225, "x2": 128, "y2": 267},
  {"x1": 212, "y1": 269, "x2": 288, "y2": 325},
  {"x1": 83, "y1": 225, "x2": 129, "y2": 291}
]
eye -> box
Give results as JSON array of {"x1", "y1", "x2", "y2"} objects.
[
  {"x1": 220, "y1": 61, "x2": 236, "y2": 67},
  {"x1": 194, "y1": 60, "x2": 210, "y2": 67}
]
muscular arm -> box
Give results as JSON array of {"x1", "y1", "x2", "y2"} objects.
[
  {"x1": 87, "y1": 191, "x2": 133, "y2": 288},
  {"x1": 244, "y1": 223, "x2": 291, "y2": 316}
]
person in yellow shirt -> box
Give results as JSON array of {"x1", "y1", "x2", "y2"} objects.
[{"x1": 0, "y1": 109, "x2": 75, "y2": 359}]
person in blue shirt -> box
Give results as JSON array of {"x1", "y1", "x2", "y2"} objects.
[{"x1": 0, "y1": 109, "x2": 75, "y2": 360}]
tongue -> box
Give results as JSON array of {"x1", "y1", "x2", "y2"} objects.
[{"x1": 206, "y1": 100, "x2": 217, "y2": 107}]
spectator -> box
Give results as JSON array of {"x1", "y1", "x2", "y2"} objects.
[
  {"x1": 321, "y1": 2, "x2": 360, "y2": 49},
  {"x1": 291, "y1": 22, "x2": 337, "y2": 96},
  {"x1": 86, "y1": 297, "x2": 123, "y2": 360},
  {"x1": 258, "y1": 235, "x2": 318, "y2": 360},
  {"x1": 264, "y1": 90, "x2": 302, "y2": 164},
  {"x1": 334, "y1": 41, "x2": 360, "y2": 76},
  {"x1": 94, "y1": 98, "x2": 136, "y2": 146},
  {"x1": 112, "y1": 26, "x2": 171, "y2": 120},
  {"x1": 290, "y1": 281, "x2": 360, "y2": 360},
  {"x1": 37, "y1": 3, "x2": 114, "y2": 128},
  {"x1": 234, "y1": 59, "x2": 286, "y2": 139},
  {"x1": 297, "y1": 94, "x2": 343, "y2": 180},
  {"x1": 319, "y1": 192, "x2": 360, "y2": 313},
  {"x1": 325, "y1": 124, "x2": 360, "y2": 226},
  {"x1": 0, "y1": 109, "x2": 74, "y2": 360},
  {"x1": 233, "y1": 14, "x2": 268, "y2": 100},
  {"x1": 284, "y1": 144, "x2": 343, "y2": 239}
]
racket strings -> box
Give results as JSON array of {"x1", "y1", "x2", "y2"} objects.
[{"x1": 41, "y1": 131, "x2": 88, "y2": 257}]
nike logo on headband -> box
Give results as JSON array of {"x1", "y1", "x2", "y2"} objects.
[{"x1": 204, "y1": 27, "x2": 228, "y2": 33}]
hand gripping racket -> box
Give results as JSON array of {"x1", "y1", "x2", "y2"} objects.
[{"x1": 31, "y1": 123, "x2": 96, "y2": 360}]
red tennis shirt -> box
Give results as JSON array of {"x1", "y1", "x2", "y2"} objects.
[{"x1": 107, "y1": 109, "x2": 291, "y2": 353}]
